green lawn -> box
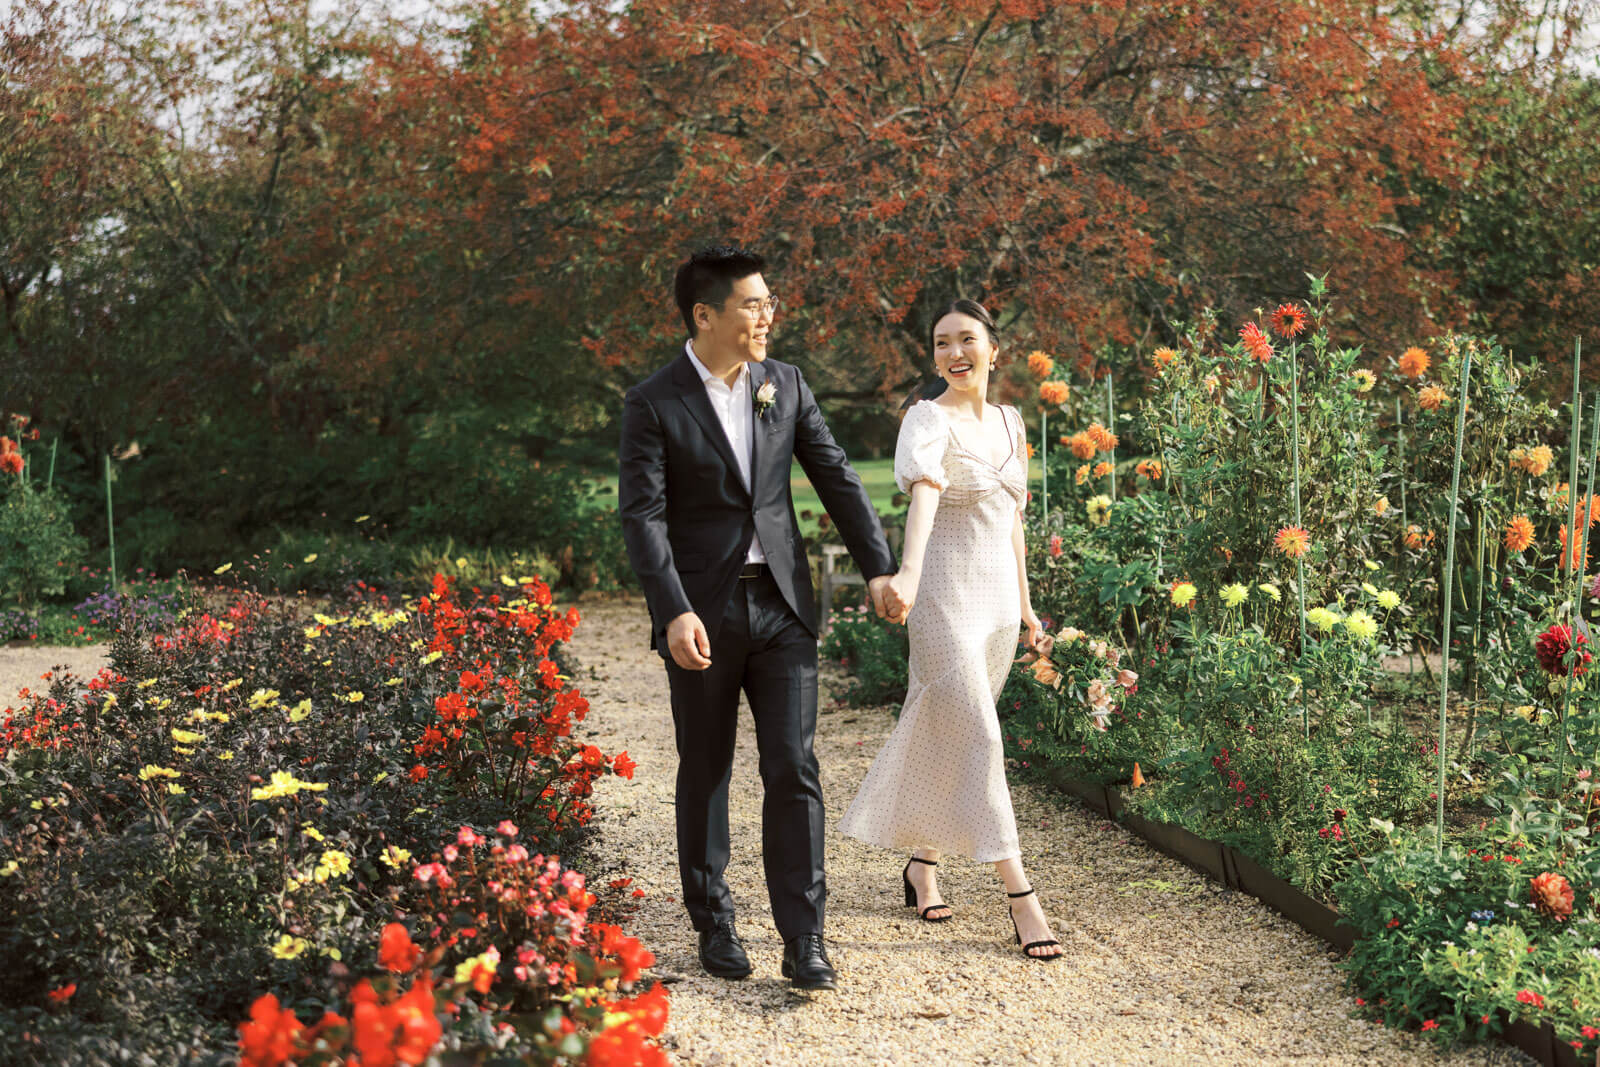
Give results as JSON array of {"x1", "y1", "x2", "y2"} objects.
[
  {"x1": 592, "y1": 456, "x2": 1048, "y2": 539},
  {"x1": 590, "y1": 459, "x2": 900, "y2": 538}
]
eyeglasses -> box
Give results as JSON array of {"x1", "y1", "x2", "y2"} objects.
[{"x1": 707, "y1": 296, "x2": 781, "y2": 317}]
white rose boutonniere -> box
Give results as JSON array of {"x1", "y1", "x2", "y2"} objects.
[{"x1": 754, "y1": 379, "x2": 778, "y2": 419}]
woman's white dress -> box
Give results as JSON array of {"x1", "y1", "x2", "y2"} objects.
[{"x1": 839, "y1": 400, "x2": 1026, "y2": 863}]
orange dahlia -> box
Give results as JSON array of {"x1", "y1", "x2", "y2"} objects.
[
  {"x1": 1529, "y1": 871, "x2": 1575, "y2": 921},
  {"x1": 1027, "y1": 351, "x2": 1056, "y2": 378},
  {"x1": 1093, "y1": 461, "x2": 1113, "y2": 478},
  {"x1": 1398, "y1": 346, "x2": 1430, "y2": 378},
  {"x1": 1074, "y1": 464, "x2": 1091, "y2": 485},
  {"x1": 1559, "y1": 523, "x2": 1589, "y2": 572},
  {"x1": 1374, "y1": 497, "x2": 1389, "y2": 517},
  {"x1": 1239, "y1": 322, "x2": 1273, "y2": 363},
  {"x1": 1152, "y1": 347, "x2": 1178, "y2": 371},
  {"x1": 1273, "y1": 525, "x2": 1312, "y2": 559},
  {"x1": 1135, "y1": 459, "x2": 1162, "y2": 479},
  {"x1": 1269, "y1": 303, "x2": 1309, "y2": 338},
  {"x1": 1418, "y1": 385, "x2": 1448, "y2": 411},
  {"x1": 1505, "y1": 515, "x2": 1535, "y2": 553},
  {"x1": 1087, "y1": 422, "x2": 1118, "y2": 452},
  {"x1": 1512, "y1": 444, "x2": 1555, "y2": 477},
  {"x1": 1066, "y1": 432, "x2": 1096, "y2": 460},
  {"x1": 1039, "y1": 380, "x2": 1069, "y2": 407},
  {"x1": 1404, "y1": 524, "x2": 1435, "y2": 550}
]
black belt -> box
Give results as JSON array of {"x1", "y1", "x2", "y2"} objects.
[{"x1": 738, "y1": 562, "x2": 769, "y2": 579}]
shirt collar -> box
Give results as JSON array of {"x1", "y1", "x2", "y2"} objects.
[{"x1": 685, "y1": 340, "x2": 747, "y2": 390}]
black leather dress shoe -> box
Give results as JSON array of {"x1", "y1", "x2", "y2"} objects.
[
  {"x1": 697, "y1": 919, "x2": 753, "y2": 979},
  {"x1": 780, "y1": 933, "x2": 837, "y2": 990}
]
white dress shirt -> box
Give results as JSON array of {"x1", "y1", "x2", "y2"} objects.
[{"x1": 686, "y1": 340, "x2": 767, "y2": 564}]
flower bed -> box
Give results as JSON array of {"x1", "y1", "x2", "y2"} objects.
[
  {"x1": 830, "y1": 288, "x2": 1599, "y2": 1054},
  {"x1": 0, "y1": 572, "x2": 664, "y2": 1064}
]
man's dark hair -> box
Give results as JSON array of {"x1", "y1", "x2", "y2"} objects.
[{"x1": 674, "y1": 244, "x2": 767, "y2": 337}]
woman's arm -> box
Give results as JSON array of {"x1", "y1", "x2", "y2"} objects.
[
  {"x1": 1013, "y1": 504, "x2": 1043, "y2": 651},
  {"x1": 887, "y1": 480, "x2": 941, "y2": 622}
]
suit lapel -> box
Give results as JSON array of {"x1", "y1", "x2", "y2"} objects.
[
  {"x1": 672, "y1": 353, "x2": 750, "y2": 498},
  {"x1": 747, "y1": 359, "x2": 767, "y2": 495}
]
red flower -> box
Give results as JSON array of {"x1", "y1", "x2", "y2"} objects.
[
  {"x1": 1534, "y1": 624, "x2": 1590, "y2": 677},
  {"x1": 1269, "y1": 303, "x2": 1309, "y2": 338},
  {"x1": 409, "y1": 764, "x2": 428, "y2": 782},
  {"x1": 1516, "y1": 989, "x2": 1547, "y2": 1009},
  {"x1": 1421, "y1": 1019, "x2": 1439, "y2": 1031},
  {"x1": 1239, "y1": 322, "x2": 1274, "y2": 362},
  {"x1": 612, "y1": 751, "x2": 637, "y2": 779},
  {"x1": 379, "y1": 922, "x2": 422, "y2": 974},
  {"x1": 47, "y1": 982, "x2": 76, "y2": 1003},
  {"x1": 239, "y1": 993, "x2": 304, "y2": 1067}
]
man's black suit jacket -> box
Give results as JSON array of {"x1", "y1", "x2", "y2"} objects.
[{"x1": 619, "y1": 351, "x2": 897, "y2": 653}]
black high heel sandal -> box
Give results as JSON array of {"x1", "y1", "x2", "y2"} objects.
[
  {"x1": 1008, "y1": 888, "x2": 1062, "y2": 961},
  {"x1": 902, "y1": 856, "x2": 952, "y2": 922}
]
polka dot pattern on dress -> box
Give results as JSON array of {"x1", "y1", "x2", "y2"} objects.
[{"x1": 839, "y1": 401, "x2": 1028, "y2": 863}]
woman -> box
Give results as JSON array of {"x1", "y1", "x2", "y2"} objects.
[{"x1": 838, "y1": 299, "x2": 1061, "y2": 960}]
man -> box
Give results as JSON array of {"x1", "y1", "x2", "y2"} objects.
[{"x1": 618, "y1": 245, "x2": 896, "y2": 990}]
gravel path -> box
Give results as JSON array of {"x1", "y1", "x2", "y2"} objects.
[
  {"x1": 573, "y1": 595, "x2": 1530, "y2": 1067},
  {"x1": 0, "y1": 643, "x2": 109, "y2": 705}
]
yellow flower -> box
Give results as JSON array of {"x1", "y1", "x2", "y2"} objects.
[
  {"x1": 1376, "y1": 590, "x2": 1401, "y2": 612},
  {"x1": 455, "y1": 557, "x2": 468, "y2": 568},
  {"x1": 285, "y1": 876, "x2": 302, "y2": 893},
  {"x1": 383, "y1": 677, "x2": 403, "y2": 687},
  {"x1": 1360, "y1": 582, "x2": 1379, "y2": 597},
  {"x1": 101, "y1": 692, "x2": 117, "y2": 706},
  {"x1": 341, "y1": 691, "x2": 364, "y2": 704},
  {"x1": 355, "y1": 514, "x2": 370, "y2": 523},
  {"x1": 1258, "y1": 583, "x2": 1281, "y2": 602},
  {"x1": 454, "y1": 948, "x2": 501, "y2": 987},
  {"x1": 1220, "y1": 583, "x2": 1249, "y2": 607},
  {"x1": 271, "y1": 934, "x2": 309, "y2": 960},
  {"x1": 1086, "y1": 495, "x2": 1112, "y2": 527},
  {"x1": 138, "y1": 765, "x2": 180, "y2": 781},
  {"x1": 380, "y1": 845, "x2": 413, "y2": 869},
  {"x1": 303, "y1": 626, "x2": 323, "y2": 639},
  {"x1": 1343, "y1": 610, "x2": 1378, "y2": 642},
  {"x1": 303, "y1": 553, "x2": 318, "y2": 563},
  {"x1": 313, "y1": 849, "x2": 351, "y2": 882},
  {"x1": 213, "y1": 562, "x2": 233, "y2": 575},
  {"x1": 0, "y1": 860, "x2": 18, "y2": 876},
  {"x1": 1306, "y1": 607, "x2": 1342, "y2": 633},
  {"x1": 136, "y1": 678, "x2": 159, "y2": 690},
  {"x1": 218, "y1": 750, "x2": 235, "y2": 761},
  {"x1": 288, "y1": 700, "x2": 311, "y2": 723},
  {"x1": 500, "y1": 575, "x2": 518, "y2": 587},
  {"x1": 1512, "y1": 705, "x2": 1537, "y2": 721},
  {"x1": 171, "y1": 728, "x2": 203, "y2": 744},
  {"x1": 1364, "y1": 560, "x2": 1381, "y2": 572},
  {"x1": 1351, "y1": 368, "x2": 1376, "y2": 392},
  {"x1": 220, "y1": 678, "x2": 243, "y2": 692},
  {"x1": 250, "y1": 771, "x2": 328, "y2": 801},
  {"x1": 408, "y1": 638, "x2": 425, "y2": 651},
  {"x1": 302, "y1": 824, "x2": 325, "y2": 842},
  {"x1": 419, "y1": 651, "x2": 443, "y2": 666},
  {"x1": 167, "y1": 783, "x2": 187, "y2": 795},
  {"x1": 1171, "y1": 582, "x2": 1198, "y2": 608},
  {"x1": 151, "y1": 697, "x2": 172, "y2": 711},
  {"x1": 173, "y1": 746, "x2": 195, "y2": 756}
]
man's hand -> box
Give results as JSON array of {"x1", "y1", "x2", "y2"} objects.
[
  {"x1": 666, "y1": 611, "x2": 712, "y2": 671},
  {"x1": 885, "y1": 569, "x2": 917, "y2": 625},
  {"x1": 867, "y1": 575, "x2": 893, "y2": 620}
]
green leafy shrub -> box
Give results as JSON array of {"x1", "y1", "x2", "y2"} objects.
[{"x1": 820, "y1": 607, "x2": 908, "y2": 707}]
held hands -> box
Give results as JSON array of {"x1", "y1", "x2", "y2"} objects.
[
  {"x1": 883, "y1": 569, "x2": 918, "y2": 625},
  {"x1": 866, "y1": 575, "x2": 893, "y2": 621},
  {"x1": 666, "y1": 611, "x2": 712, "y2": 671}
]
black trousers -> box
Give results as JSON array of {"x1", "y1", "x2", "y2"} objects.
[{"x1": 663, "y1": 570, "x2": 823, "y2": 940}]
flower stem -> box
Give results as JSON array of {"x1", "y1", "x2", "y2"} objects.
[
  {"x1": 1291, "y1": 341, "x2": 1307, "y2": 738},
  {"x1": 1436, "y1": 346, "x2": 1472, "y2": 853}
]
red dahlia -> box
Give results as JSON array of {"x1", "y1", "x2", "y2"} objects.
[
  {"x1": 1239, "y1": 322, "x2": 1274, "y2": 362},
  {"x1": 1534, "y1": 623, "x2": 1590, "y2": 677},
  {"x1": 1530, "y1": 871, "x2": 1575, "y2": 920},
  {"x1": 1269, "y1": 303, "x2": 1309, "y2": 338}
]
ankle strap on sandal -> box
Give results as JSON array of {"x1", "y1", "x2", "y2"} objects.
[
  {"x1": 1007, "y1": 887, "x2": 1035, "y2": 898},
  {"x1": 908, "y1": 856, "x2": 938, "y2": 866}
]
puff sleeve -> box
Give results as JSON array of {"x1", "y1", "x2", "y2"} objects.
[{"x1": 894, "y1": 401, "x2": 949, "y2": 494}]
